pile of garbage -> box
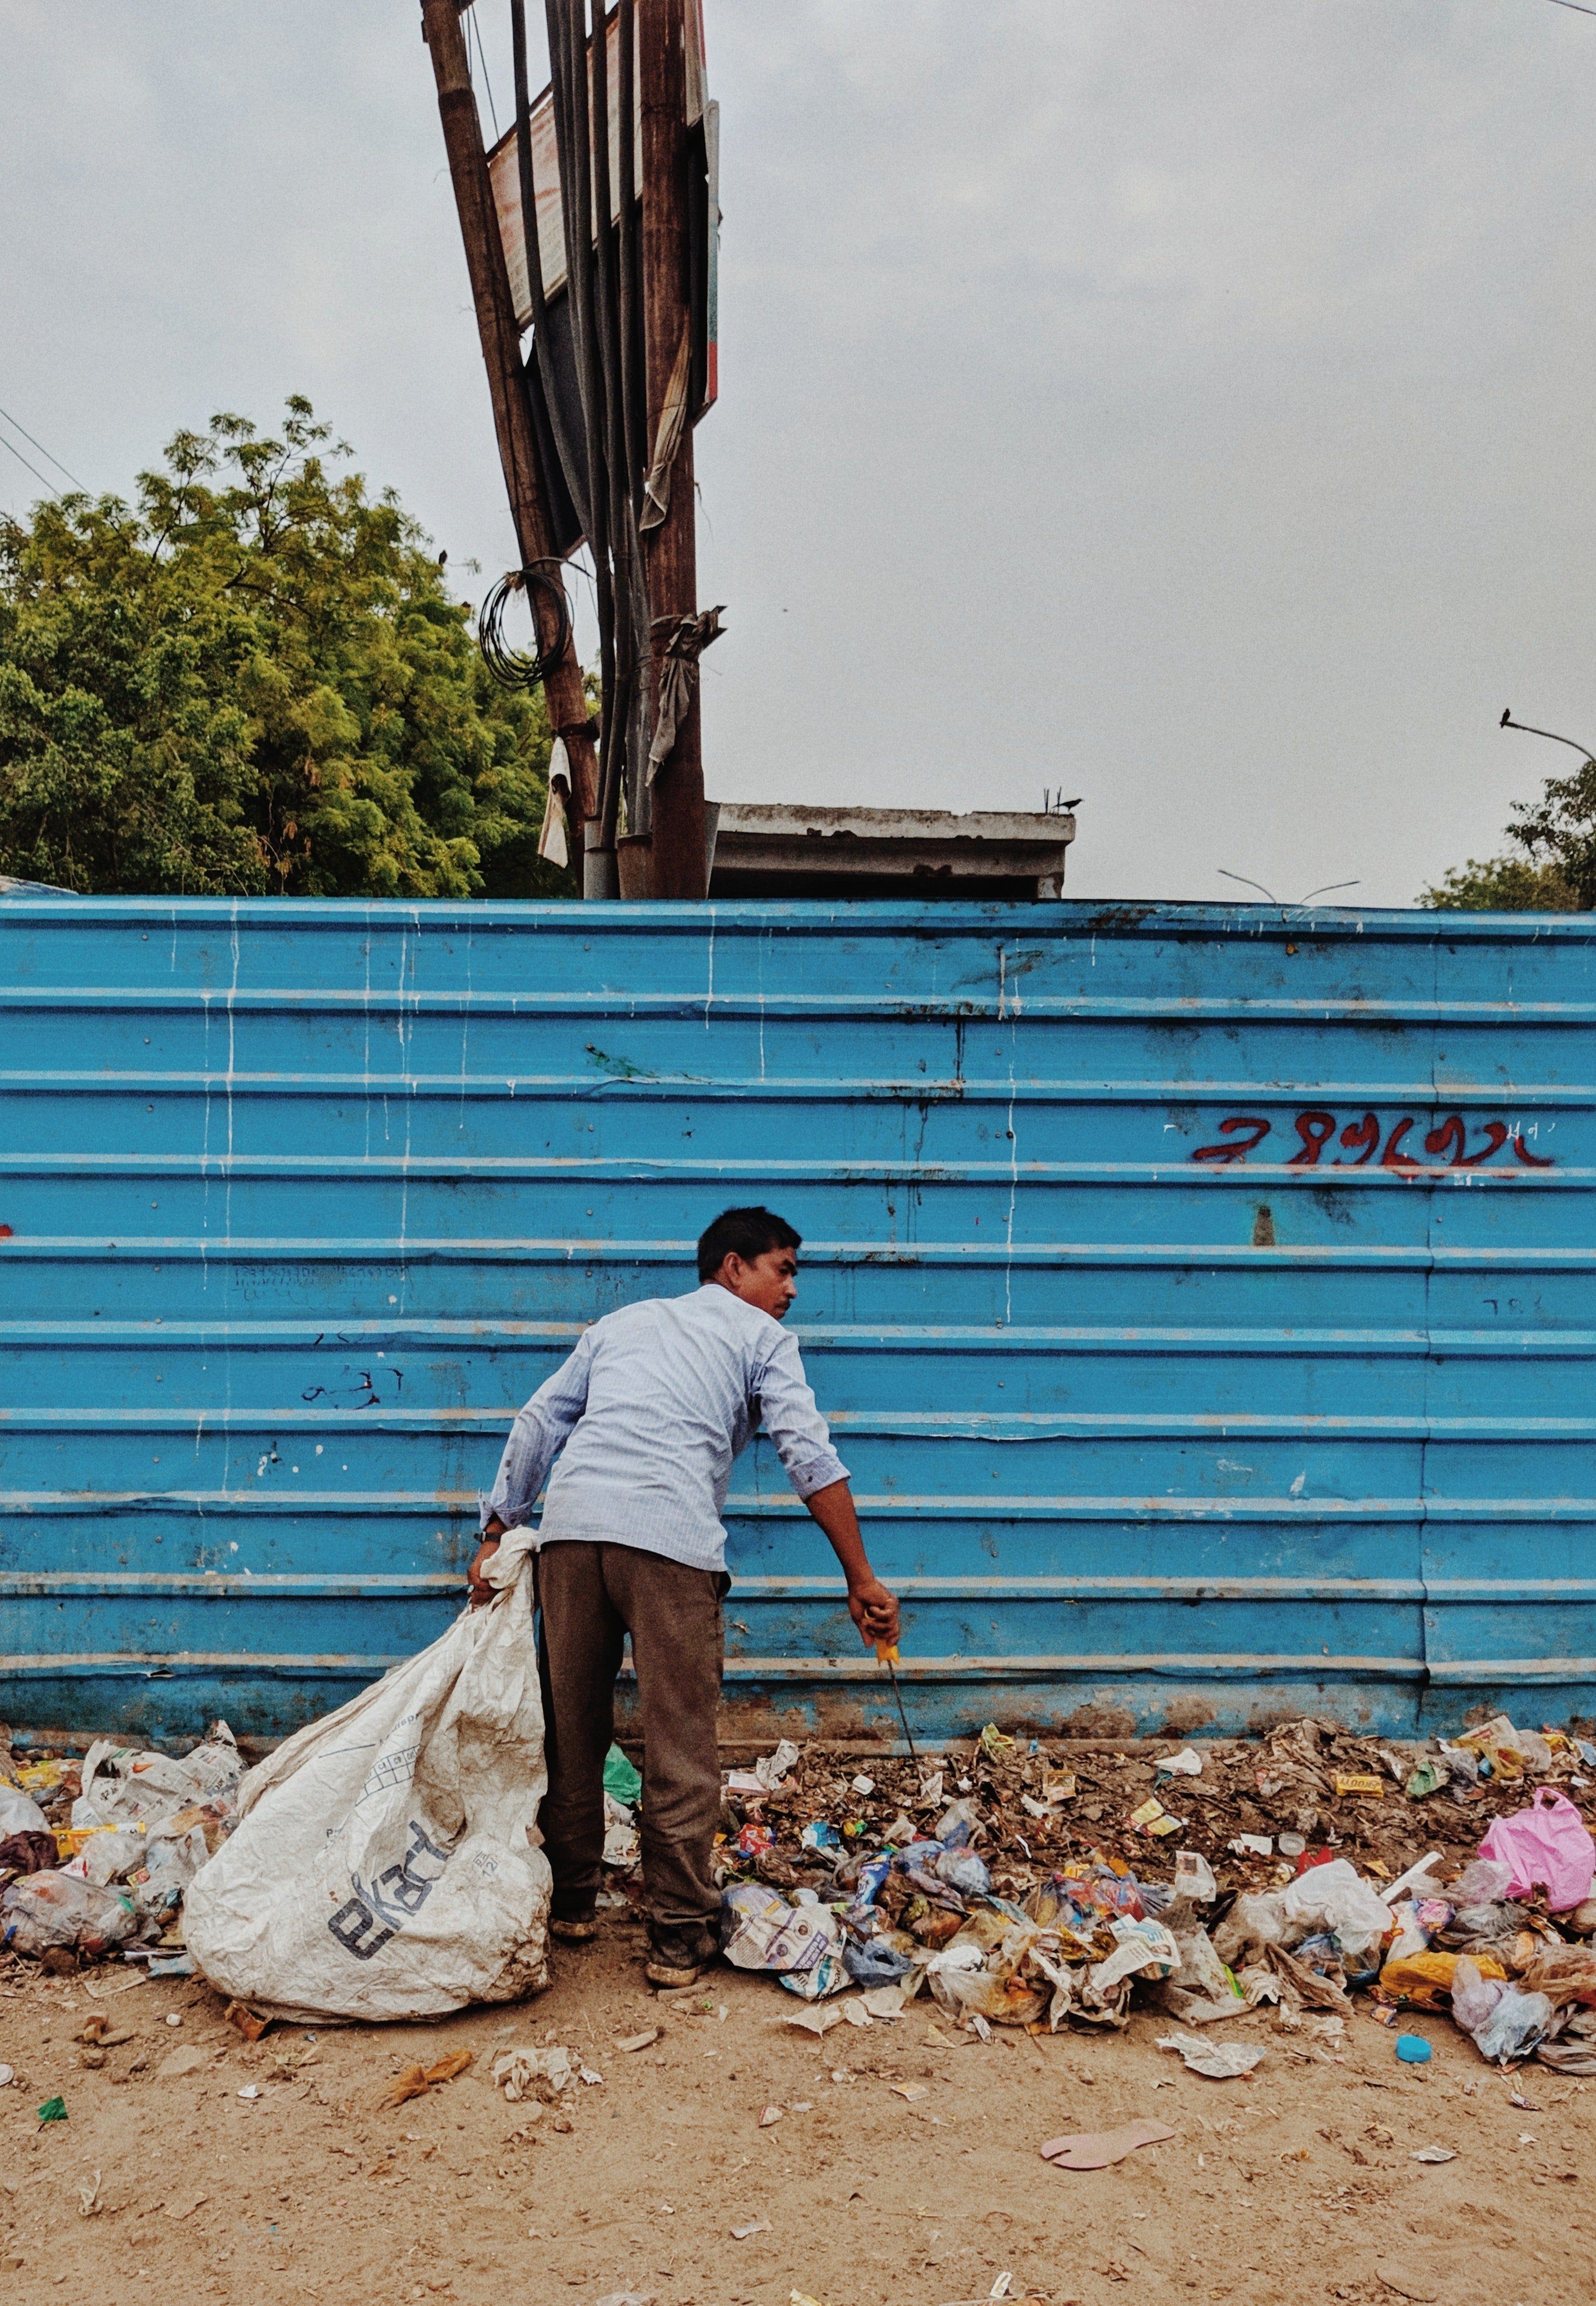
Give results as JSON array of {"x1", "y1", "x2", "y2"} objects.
[
  {"x1": 0, "y1": 1723, "x2": 241, "y2": 1973},
  {"x1": 709, "y1": 1717, "x2": 1596, "y2": 2072}
]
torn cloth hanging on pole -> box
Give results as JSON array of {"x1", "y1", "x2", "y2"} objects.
[
  {"x1": 639, "y1": 322, "x2": 692, "y2": 534},
  {"x1": 536, "y1": 735, "x2": 574, "y2": 869},
  {"x1": 647, "y1": 607, "x2": 725, "y2": 782}
]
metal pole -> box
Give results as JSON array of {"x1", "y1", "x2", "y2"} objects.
[
  {"x1": 638, "y1": 0, "x2": 707, "y2": 899},
  {"x1": 419, "y1": 0, "x2": 599, "y2": 837}
]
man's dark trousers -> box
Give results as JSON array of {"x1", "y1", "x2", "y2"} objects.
[{"x1": 535, "y1": 1539, "x2": 727, "y2": 1947}]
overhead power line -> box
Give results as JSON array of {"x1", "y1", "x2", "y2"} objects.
[
  {"x1": 0, "y1": 403, "x2": 86, "y2": 491},
  {"x1": 0, "y1": 430, "x2": 56, "y2": 496}
]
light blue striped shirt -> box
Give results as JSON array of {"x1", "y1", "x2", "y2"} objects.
[{"x1": 482, "y1": 1284, "x2": 851, "y2": 1573}]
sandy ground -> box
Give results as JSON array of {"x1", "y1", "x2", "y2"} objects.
[{"x1": 1, "y1": 1905, "x2": 1590, "y2": 2306}]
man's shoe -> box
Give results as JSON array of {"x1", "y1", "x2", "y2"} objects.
[
  {"x1": 644, "y1": 1924, "x2": 717, "y2": 1989},
  {"x1": 550, "y1": 1912, "x2": 600, "y2": 1945}
]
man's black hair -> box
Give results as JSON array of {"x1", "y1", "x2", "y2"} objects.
[{"x1": 697, "y1": 1205, "x2": 802, "y2": 1281}]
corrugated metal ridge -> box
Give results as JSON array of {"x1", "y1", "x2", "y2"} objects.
[
  {"x1": 3, "y1": 892, "x2": 1593, "y2": 936},
  {"x1": 4, "y1": 988, "x2": 1595, "y2": 1025},
  {"x1": 0, "y1": 1154, "x2": 1581, "y2": 1186},
  {"x1": 5, "y1": 1237, "x2": 1595, "y2": 1271},
  {"x1": 4, "y1": 1069, "x2": 1592, "y2": 1108},
  {"x1": 9, "y1": 1412, "x2": 1596, "y2": 1443},
  {"x1": 0, "y1": 1318, "x2": 1540, "y2": 1349},
  {"x1": 9, "y1": 1572, "x2": 1596, "y2": 1601},
  {"x1": 6, "y1": 1647, "x2": 1589, "y2": 1688},
  {"x1": 7, "y1": 1489, "x2": 1595, "y2": 1523},
  {"x1": 6, "y1": 1318, "x2": 1589, "y2": 1355},
  {"x1": 0, "y1": 1649, "x2": 1435, "y2": 1683}
]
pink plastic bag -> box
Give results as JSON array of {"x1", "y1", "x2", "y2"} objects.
[{"x1": 1477, "y1": 1789, "x2": 1596, "y2": 1912}]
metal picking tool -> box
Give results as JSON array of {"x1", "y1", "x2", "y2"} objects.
[{"x1": 875, "y1": 1641, "x2": 918, "y2": 1761}]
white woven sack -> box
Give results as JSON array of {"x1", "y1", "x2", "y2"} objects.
[{"x1": 185, "y1": 1529, "x2": 550, "y2": 2021}]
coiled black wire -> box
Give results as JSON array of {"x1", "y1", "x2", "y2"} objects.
[{"x1": 477, "y1": 562, "x2": 572, "y2": 690}]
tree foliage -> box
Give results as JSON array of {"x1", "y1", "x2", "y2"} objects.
[
  {"x1": 0, "y1": 400, "x2": 576, "y2": 898},
  {"x1": 1417, "y1": 853, "x2": 1577, "y2": 912},
  {"x1": 1419, "y1": 756, "x2": 1594, "y2": 913}
]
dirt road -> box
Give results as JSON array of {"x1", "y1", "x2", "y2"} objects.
[{"x1": 0, "y1": 1906, "x2": 1587, "y2": 2306}]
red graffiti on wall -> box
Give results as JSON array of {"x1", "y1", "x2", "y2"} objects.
[{"x1": 1190, "y1": 1111, "x2": 1555, "y2": 1169}]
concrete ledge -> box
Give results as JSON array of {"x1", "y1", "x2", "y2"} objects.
[{"x1": 707, "y1": 801, "x2": 1076, "y2": 900}]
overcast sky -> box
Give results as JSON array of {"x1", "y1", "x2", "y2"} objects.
[{"x1": 3, "y1": 1, "x2": 1593, "y2": 905}]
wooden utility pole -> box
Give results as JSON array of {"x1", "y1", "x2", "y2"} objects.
[
  {"x1": 420, "y1": 0, "x2": 599, "y2": 831},
  {"x1": 639, "y1": 0, "x2": 707, "y2": 900}
]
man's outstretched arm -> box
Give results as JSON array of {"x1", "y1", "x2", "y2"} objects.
[
  {"x1": 467, "y1": 1331, "x2": 595, "y2": 1602},
  {"x1": 803, "y1": 1478, "x2": 900, "y2": 1649}
]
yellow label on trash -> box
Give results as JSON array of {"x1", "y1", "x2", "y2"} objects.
[
  {"x1": 1128, "y1": 1797, "x2": 1166, "y2": 1829},
  {"x1": 1333, "y1": 1772, "x2": 1386, "y2": 1797},
  {"x1": 52, "y1": 1821, "x2": 145, "y2": 1859}
]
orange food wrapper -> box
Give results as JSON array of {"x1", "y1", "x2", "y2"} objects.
[{"x1": 1378, "y1": 1949, "x2": 1508, "y2": 2010}]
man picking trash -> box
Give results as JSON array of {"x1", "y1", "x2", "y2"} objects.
[{"x1": 468, "y1": 1205, "x2": 900, "y2": 1989}]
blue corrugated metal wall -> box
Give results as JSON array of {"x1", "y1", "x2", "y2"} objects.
[{"x1": 1, "y1": 896, "x2": 1592, "y2": 1744}]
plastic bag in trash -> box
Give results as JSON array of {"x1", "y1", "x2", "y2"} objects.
[
  {"x1": 602, "y1": 1744, "x2": 642, "y2": 1804},
  {"x1": 843, "y1": 1936, "x2": 912, "y2": 1987},
  {"x1": 1450, "y1": 1953, "x2": 1507, "y2": 2035},
  {"x1": 1450, "y1": 1857, "x2": 1513, "y2": 1906},
  {"x1": 1516, "y1": 1943, "x2": 1596, "y2": 2010},
  {"x1": 1213, "y1": 1891, "x2": 1287, "y2": 1969},
  {"x1": 926, "y1": 1921, "x2": 1048, "y2": 2028},
  {"x1": 1, "y1": 1872, "x2": 137, "y2": 1957},
  {"x1": 184, "y1": 1529, "x2": 551, "y2": 2022},
  {"x1": 80, "y1": 1826, "x2": 150, "y2": 1888},
  {"x1": 0, "y1": 1786, "x2": 51, "y2": 1843},
  {"x1": 1281, "y1": 1857, "x2": 1391, "y2": 1961},
  {"x1": 1158, "y1": 1927, "x2": 1245, "y2": 2020},
  {"x1": 1478, "y1": 1790, "x2": 1596, "y2": 1912},
  {"x1": 934, "y1": 1797, "x2": 984, "y2": 1843},
  {"x1": 130, "y1": 1822, "x2": 211, "y2": 1919},
  {"x1": 1470, "y1": 1983, "x2": 1554, "y2": 2065},
  {"x1": 932, "y1": 1845, "x2": 991, "y2": 1899}
]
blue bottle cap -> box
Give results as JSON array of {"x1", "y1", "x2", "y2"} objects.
[{"x1": 1395, "y1": 2034, "x2": 1432, "y2": 2063}]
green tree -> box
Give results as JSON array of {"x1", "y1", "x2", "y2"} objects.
[
  {"x1": 0, "y1": 400, "x2": 576, "y2": 898},
  {"x1": 1417, "y1": 854, "x2": 1577, "y2": 912},
  {"x1": 1419, "y1": 753, "x2": 1595, "y2": 912}
]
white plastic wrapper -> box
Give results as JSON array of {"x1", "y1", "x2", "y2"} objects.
[{"x1": 185, "y1": 1528, "x2": 551, "y2": 2021}]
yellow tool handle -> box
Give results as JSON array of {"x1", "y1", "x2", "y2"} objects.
[{"x1": 875, "y1": 1642, "x2": 899, "y2": 1664}]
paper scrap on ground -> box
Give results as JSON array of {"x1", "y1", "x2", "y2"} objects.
[
  {"x1": 1157, "y1": 2031, "x2": 1266, "y2": 2079},
  {"x1": 782, "y1": 2007, "x2": 840, "y2": 2037}
]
